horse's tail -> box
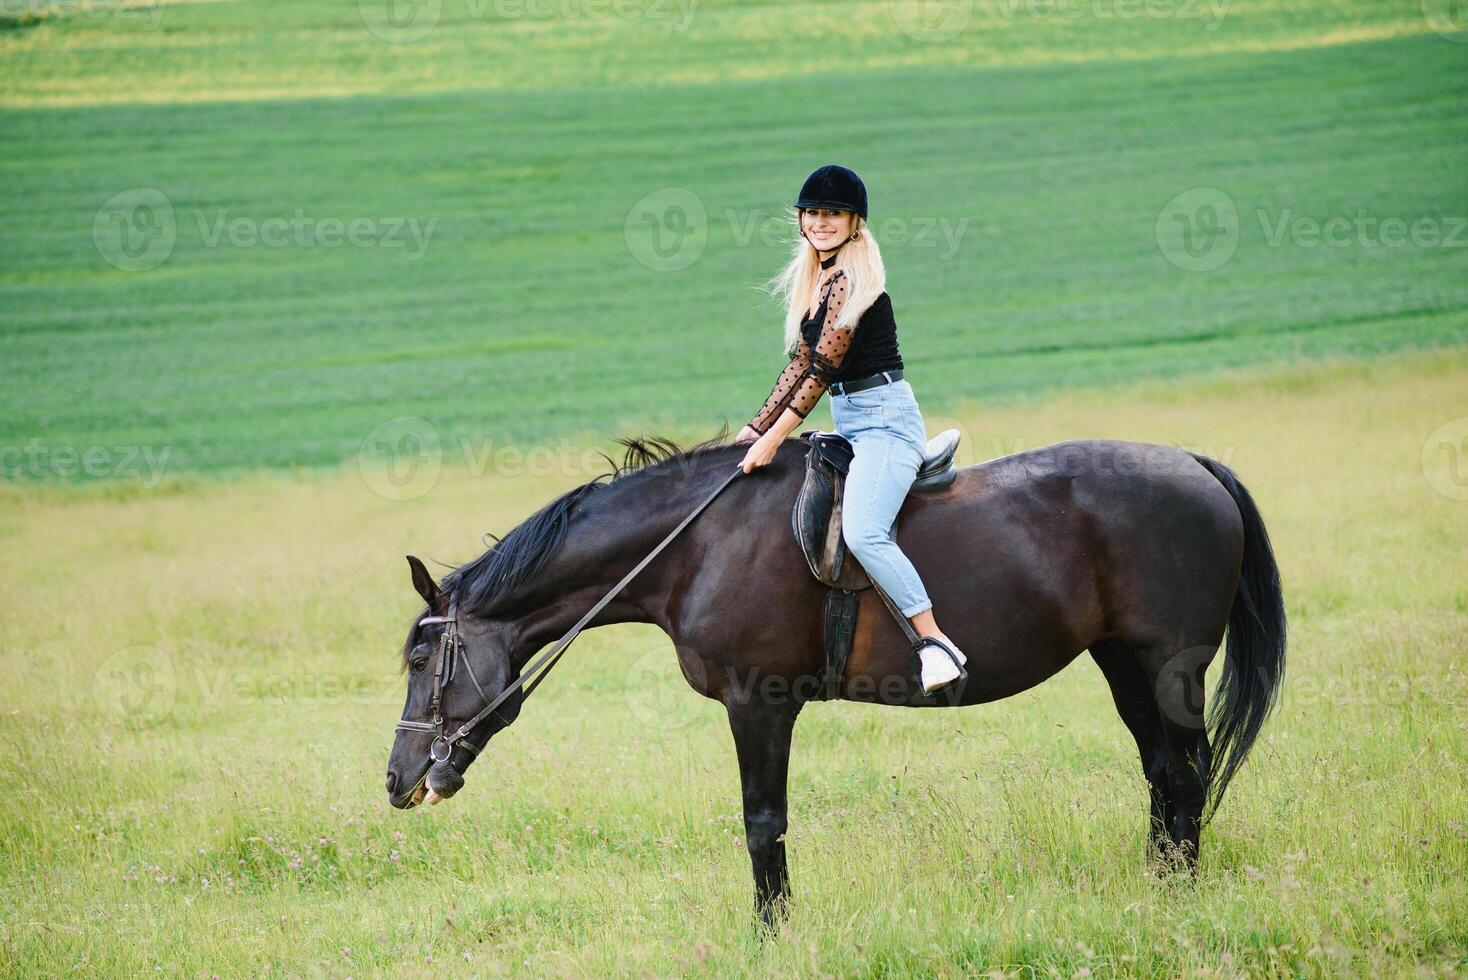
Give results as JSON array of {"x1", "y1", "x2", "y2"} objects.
[{"x1": 1189, "y1": 453, "x2": 1288, "y2": 824}]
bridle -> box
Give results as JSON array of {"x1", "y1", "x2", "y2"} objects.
[
  {"x1": 395, "y1": 462, "x2": 746, "y2": 775},
  {"x1": 394, "y1": 593, "x2": 491, "y2": 766}
]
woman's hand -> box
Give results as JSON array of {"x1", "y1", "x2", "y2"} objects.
[
  {"x1": 739, "y1": 432, "x2": 781, "y2": 473},
  {"x1": 735, "y1": 425, "x2": 761, "y2": 445}
]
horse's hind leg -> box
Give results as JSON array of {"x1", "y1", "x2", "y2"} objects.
[
  {"x1": 1090, "y1": 639, "x2": 1173, "y2": 865},
  {"x1": 1136, "y1": 641, "x2": 1215, "y2": 873}
]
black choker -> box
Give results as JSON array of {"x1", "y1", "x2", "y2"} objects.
[{"x1": 820, "y1": 254, "x2": 837, "y2": 269}]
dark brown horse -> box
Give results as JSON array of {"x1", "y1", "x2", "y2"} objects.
[{"x1": 386, "y1": 432, "x2": 1286, "y2": 924}]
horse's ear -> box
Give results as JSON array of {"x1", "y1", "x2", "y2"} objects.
[{"x1": 406, "y1": 555, "x2": 439, "y2": 607}]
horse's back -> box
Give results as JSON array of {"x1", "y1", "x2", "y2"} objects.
[
  {"x1": 908, "y1": 438, "x2": 1237, "y2": 533},
  {"x1": 887, "y1": 438, "x2": 1244, "y2": 678}
]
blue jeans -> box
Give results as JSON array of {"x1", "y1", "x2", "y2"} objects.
[{"x1": 829, "y1": 378, "x2": 933, "y2": 618}]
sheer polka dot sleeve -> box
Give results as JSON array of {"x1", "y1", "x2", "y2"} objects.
[
  {"x1": 747, "y1": 341, "x2": 811, "y2": 435},
  {"x1": 746, "y1": 270, "x2": 855, "y2": 435},
  {"x1": 785, "y1": 271, "x2": 854, "y2": 418}
]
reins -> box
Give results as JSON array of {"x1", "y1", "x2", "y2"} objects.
[{"x1": 400, "y1": 463, "x2": 746, "y2": 770}]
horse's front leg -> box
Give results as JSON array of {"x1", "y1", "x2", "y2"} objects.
[{"x1": 725, "y1": 694, "x2": 801, "y2": 928}]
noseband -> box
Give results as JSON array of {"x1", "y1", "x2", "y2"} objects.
[{"x1": 394, "y1": 594, "x2": 491, "y2": 765}]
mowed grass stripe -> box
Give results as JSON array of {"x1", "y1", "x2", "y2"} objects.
[
  {"x1": 2, "y1": 18, "x2": 1465, "y2": 474},
  {"x1": 0, "y1": 0, "x2": 1431, "y2": 106}
]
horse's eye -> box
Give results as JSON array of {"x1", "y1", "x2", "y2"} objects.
[{"x1": 411, "y1": 658, "x2": 429, "y2": 673}]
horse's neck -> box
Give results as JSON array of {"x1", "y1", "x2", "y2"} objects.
[{"x1": 503, "y1": 451, "x2": 743, "y2": 652}]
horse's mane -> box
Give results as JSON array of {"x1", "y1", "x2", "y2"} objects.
[{"x1": 401, "y1": 426, "x2": 737, "y2": 662}]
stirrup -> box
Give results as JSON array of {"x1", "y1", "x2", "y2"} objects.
[{"x1": 910, "y1": 635, "x2": 968, "y2": 701}]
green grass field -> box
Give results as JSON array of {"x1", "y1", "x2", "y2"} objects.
[
  {"x1": 2, "y1": 0, "x2": 1467, "y2": 973},
  {"x1": 2, "y1": 0, "x2": 1465, "y2": 476},
  {"x1": 1, "y1": 345, "x2": 1465, "y2": 974}
]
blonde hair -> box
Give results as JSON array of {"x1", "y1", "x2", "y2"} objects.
[{"x1": 762, "y1": 206, "x2": 887, "y2": 358}]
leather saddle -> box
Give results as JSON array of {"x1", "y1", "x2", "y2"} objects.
[
  {"x1": 792, "y1": 428, "x2": 961, "y2": 590},
  {"x1": 790, "y1": 428, "x2": 963, "y2": 702}
]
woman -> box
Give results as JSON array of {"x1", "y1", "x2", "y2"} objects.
[{"x1": 735, "y1": 164, "x2": 967, "y2": 696}]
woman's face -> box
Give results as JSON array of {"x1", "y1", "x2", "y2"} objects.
[{"x1": 800, "y1": 207, "x2": 855, "y2": 254}]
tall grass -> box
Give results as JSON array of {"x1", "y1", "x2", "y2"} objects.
[{"x1": 1, "y1": 345, "x2": 1463, "y2": 974}]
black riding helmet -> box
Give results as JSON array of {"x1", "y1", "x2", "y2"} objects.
[
  {"x1": 795, "y1": 165, "x2": 867, "y2": 260},
  {"x1": 795, "y1": 164, "x2": 868, "y2": 219}
]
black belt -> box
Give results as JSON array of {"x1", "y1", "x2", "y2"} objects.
[{"x1": 830, "y1": 369, "x2": 903, "y2": 397}]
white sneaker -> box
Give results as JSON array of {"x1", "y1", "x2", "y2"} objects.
[
  {"x1": 924, "y1": 633, "x2": 967, "y2": 665},
  {"x1": 918, "y1": 640, "x2": 964, "y2": 695}
]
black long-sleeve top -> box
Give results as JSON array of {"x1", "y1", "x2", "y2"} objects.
[{"x1": 747, "y1": 257, "x2": 904, "y2": 435}]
